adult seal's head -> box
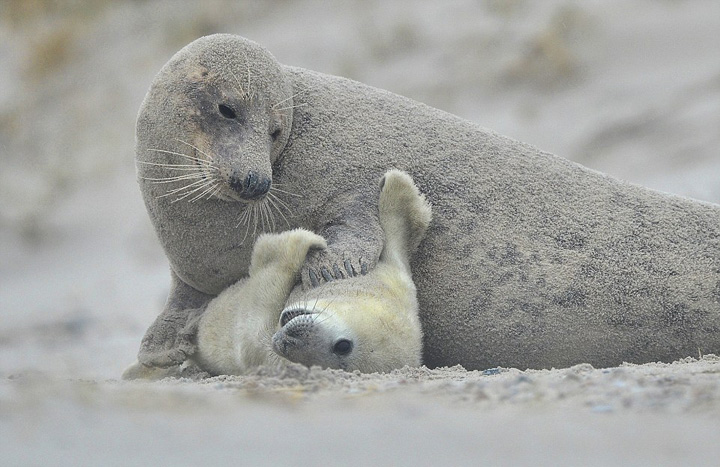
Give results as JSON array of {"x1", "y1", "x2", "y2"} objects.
[{"x1": 136, "y1": 34, "x2": 293, "y2": 204}]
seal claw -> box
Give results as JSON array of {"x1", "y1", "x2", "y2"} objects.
[
  {"x1": 309, "y1": 269, "x2": 320, "y2": 288},
  {"x1": 321, "y1": 267, "x2": 334, "y2": 282},
  {"x1": 344, "y1": 259, "x2": 355, "y2": 277}
]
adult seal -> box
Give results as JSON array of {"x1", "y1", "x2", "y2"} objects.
[{"x1": 134, "y1": 33, "x2": 720, "y2": 372}]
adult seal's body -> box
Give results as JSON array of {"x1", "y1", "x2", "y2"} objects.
[{"x1": 135, "y1": 34, "x2": 720, "y2": 371}]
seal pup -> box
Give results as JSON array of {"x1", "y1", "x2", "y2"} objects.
[
  {"x1": 135, "y1": 34, "x2": 720, "y2": 371},
  {"x1": 192, "y1": 169, "x2": 428, "y2": 376},
  {"x1": 273, "y1": 169, "x2": 429, "y2": 372},
  {"x1": 192, "y1": 229, "x2": 326, "y2": 376}
]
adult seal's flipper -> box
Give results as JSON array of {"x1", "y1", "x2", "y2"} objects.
[{"x1": 135, "y1": 270, "x2": 212, "y2": 370}]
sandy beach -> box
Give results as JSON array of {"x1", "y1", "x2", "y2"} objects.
[{"x1": 1, "y1": 1, "x2": 719, "y2": 465}]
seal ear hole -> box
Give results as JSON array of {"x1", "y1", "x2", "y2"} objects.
[
  {"x1": 333, "y1": 338, "x2": 353, "y2": 356},
  {"x1": 218, "y1": 104, "x2": 237, "y2": 119}
]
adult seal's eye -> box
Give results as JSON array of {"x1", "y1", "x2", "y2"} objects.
[
  {"x1": 333, "y1": 339, "x2": 353, "y2": 356},
  {"x1": 218, "y1": 104, "x2": 237, "y2": 119}
]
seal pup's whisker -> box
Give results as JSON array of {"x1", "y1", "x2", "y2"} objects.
[
  {"x1": 310, "y1": 296, "x2": 338, "y2": 326},
  {"x1": 311, "y1": 307, "x2": 334, "y2": 327}
]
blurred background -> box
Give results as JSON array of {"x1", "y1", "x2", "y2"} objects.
[{"x1": 1, "y1": 0, "x2": 718, "y2": 379}]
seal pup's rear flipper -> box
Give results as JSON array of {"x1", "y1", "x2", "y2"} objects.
[{"x1": 378, "y1": 169, "x2": 432, "y2": 273}]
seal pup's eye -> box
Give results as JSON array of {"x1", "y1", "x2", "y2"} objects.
[
  {"x1": 271, "y1": 128, "x2": 281, "y2": 141},
  {"x1": 332, "y1": 339, "x2": 353, "y2": 356},
  {"x1": 218, "y1": 104, "x2": 237, "y2": 119}
]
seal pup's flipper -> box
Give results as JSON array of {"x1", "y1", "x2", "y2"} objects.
[{"x1": 377, "y1": 169, "x2": 432, "y2": 272}]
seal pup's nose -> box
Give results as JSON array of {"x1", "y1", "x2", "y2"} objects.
[
  {"x1": 279, "y1": 308, "x2": 314, "y2": 327},
  {"x1": 229, "y1": 170, "x2": 271, "y2": 199}
]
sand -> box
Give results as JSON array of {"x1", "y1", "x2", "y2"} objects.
[
  {"x1": 1, "y1": 1, "x2": 719, "y2": 465},
  {"x1": 3, "y1": 359, "x2": 720, "y2": 465}
]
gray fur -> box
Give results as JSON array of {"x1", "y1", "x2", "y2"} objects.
[{"x1": 135, "y1": 34, "x2": 720, "y2": 371}]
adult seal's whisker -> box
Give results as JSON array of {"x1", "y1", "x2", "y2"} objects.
[
  {"x1": 138, "y1": 160, "x2": 206, "y2": 170},
  {"x1": 269, "y1": 185, "x2": 302, "y2": 198},
  {"x1": 265, "y1": 194, "x2": 291, "y2": 228},
  {"x1": 146, "y1": 148, "x2": 213, "y2": 165},
  {"x1": 141, "y1": 174, "x2": 204, "y2": 183},
  {"x1": 174, "y1": 139, "x2": 215, "y2": 161}
]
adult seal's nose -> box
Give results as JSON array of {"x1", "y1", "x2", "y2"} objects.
[{"x1": 229, "y1": 170, "x2": 271, "y2": 199}]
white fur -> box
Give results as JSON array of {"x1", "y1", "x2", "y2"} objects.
[{"x1": 192, "y1": 229, "x2": 326, "y2": 375}]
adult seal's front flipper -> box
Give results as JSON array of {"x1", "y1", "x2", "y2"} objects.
[{"x1": 131, "y1": 270, "x2": 212, "y2": 374}]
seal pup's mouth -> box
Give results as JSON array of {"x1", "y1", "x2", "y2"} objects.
[{"x1": 279, "y1": 308, "x2": 315, "y2": 327}]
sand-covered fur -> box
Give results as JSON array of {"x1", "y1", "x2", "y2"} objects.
[{"x1": 135, "y1": 34, "x2": 720, "y2": 372}]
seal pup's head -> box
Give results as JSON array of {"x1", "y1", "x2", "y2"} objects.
[
  {"x1": 136, "y1": 34, "x2": 293, "y2": 205},
  {"x1": 273, "y1": 170, "x2": 431, "y2": 373}
]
